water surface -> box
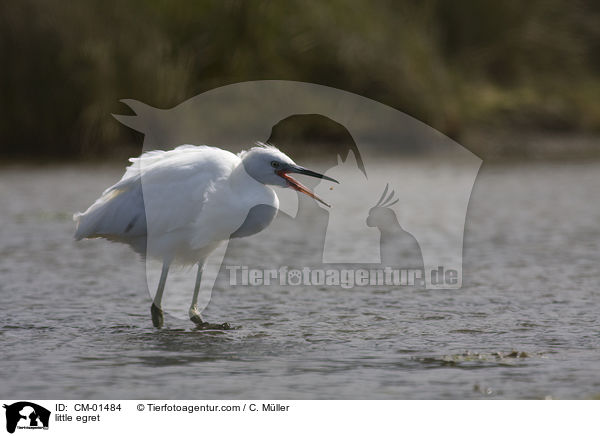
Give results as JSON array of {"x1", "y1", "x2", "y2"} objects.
[{"x1": 1, "y1": 161, "x2": 599, "y2": 399}]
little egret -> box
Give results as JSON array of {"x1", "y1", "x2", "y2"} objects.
[{"x1": 74, "y1": 143, "x2": 338, "y2": 328}]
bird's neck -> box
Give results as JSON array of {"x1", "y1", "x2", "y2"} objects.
[
  {"x1": 229, "y1": 161, "x2": 256, "y2": 187},
  {"x1": 229, "y1": 161, "x2": 271, "y2": 195},
  {"x1": 229, "y1": 162, "x2": 278, "y2": 207}
]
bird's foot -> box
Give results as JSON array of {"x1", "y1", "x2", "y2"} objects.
[
  {"x1": 151, "y1": 303, "x2": 164, "y2": 328},
  {"x1": 194, "y1": 321, "x2": 232, "y2": 330},
  {"x1": 189, "y1": 305, "x2": 203, "y2": 324},
  {"x1": 189, "y1": 305, "x2": 231, "y2": 330}
]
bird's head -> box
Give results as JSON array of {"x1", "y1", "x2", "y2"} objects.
[{"x1": 240, "y1": 143, "x2": 339, "y2": 207}]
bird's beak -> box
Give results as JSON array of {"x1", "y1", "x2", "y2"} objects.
[{"x1": 277, "y1": 164, "x2": 339, "y2": 207}]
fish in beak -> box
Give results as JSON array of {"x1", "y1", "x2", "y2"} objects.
[{"x1": 277, "y1": 164, "x2": 339, "y2": 207}]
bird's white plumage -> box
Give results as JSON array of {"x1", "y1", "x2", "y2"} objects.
[
  {"x1": 74, "y1": 144, "x2": 279, "y2": 264},
  {"x1": 73, "y1": 143, "x2": 339, "y2": 328}
]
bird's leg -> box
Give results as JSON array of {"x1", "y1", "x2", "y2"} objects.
[
  {"x1": 150, "y1": 261, "x2": 170, "y2": 328},
  {"x1": 188, "y1": 263, "x2": 204, "y2": 325},
  {"x1": 189, "y1": 263, "x2": 231, "y2": 330}
]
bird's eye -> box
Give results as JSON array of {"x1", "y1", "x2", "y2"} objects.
[{"x1": 271, "y1": 161, "x2": 280, "y2": 168}]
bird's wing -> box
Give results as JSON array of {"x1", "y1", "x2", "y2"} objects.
[
  {"x1": 107, "y1": 144, "x2": 205, "y2": 194},
  {"x1": 74, "y1": 145, "x2": 239, "y2": 242}
]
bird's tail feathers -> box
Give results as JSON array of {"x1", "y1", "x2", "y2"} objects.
[{"x1": 73, "y1": 185, "x2": 145, "y2": 240}]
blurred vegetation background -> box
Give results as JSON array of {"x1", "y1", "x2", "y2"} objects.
[{"x1": 1, "y1": 0, "x2": 599, "y2": 161}]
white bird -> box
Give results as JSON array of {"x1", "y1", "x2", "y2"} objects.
[{"x1": 74, "y1": 143, "x2": 338, "y2": 328}]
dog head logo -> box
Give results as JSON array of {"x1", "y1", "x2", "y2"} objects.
[{"x1": 3, "y1": 402, "x2": 50, "y2": 434}]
